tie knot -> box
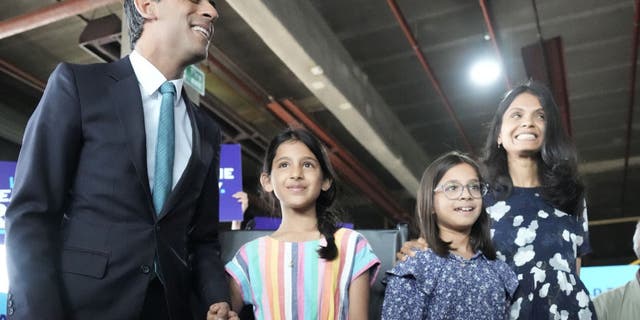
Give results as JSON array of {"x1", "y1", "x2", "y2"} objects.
[{"x1": 159, "y1": 81, "x2": 176, "y2": 95}]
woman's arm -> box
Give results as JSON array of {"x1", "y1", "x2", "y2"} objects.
[
  {"x1": 348, "y1": 272, "x2": 370, "y2": 320},
  {"x1": 576, "y1": 257, "x2": 582, "y2": 276}
]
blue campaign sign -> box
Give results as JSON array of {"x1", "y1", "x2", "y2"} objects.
[
  {"x1": 252, "y1": 216, "x2": 354, "y2": 231},
  {"x1": 0, "y1": 161, "x2": 15, "y2": 228},
  {"x1": 581, "y1": 264, "x2": 639, "y2": 298},
  {"x1": 0, "y1": 161, "x2": 16, "y2": 318},
  {"x1": 219, "y1": 144, "x2": 243, "y2": 222}
]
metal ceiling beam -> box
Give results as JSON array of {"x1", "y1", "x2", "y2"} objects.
[
  {"x1": 0, "y1": 58, "x2": 45, "y2": 92},
  {"x1": 478, "y1": 0, "x2": 511, "y2": 89},
  {"x1": 206, "y1": 54, "x2": 267, "y2": 105},
  {"x1": 206, "y1": 52, "x2": 410, "y2": 221},
  {"x1": 521, "y1": 37, "x2": 573, "y2": 136},
  {"x1": 280, "y1": 98, "x2": 409, "y2": 220},
  {"x1": 589, "y1": 216, "x2": 640, "y2": 226},
  {"x1": 622, "y1": 0, "x2": 640, "y2": 206},
  {"x1": 0, "y1": 102, "x2": 28, "y2": 145},
  {"x1": 0, "y1": 0, "x2": 119, "y2": 40},
  {"x1": 579, "y1": 156, "x2": 640, "y2": 175},
  {"x1": 227, "y1": 0, "x2": 426, "y2": 196},
  {"x1": 386, "y1": 0, "x2": 473, "y2": 154},
  {"x1": 524, "y1": 0, "x2": 572, "y2": 137},
  {"x1": 266, "y1": 100, "x2": 409, "y2": 221}
]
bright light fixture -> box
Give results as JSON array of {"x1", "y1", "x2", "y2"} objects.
[
  {"x1": 310, "y1": 65, "x2": 324, "y2": 75},
  {"x1": 310, "y1": 80, "x2": 326, "y2": 90},
  {"x1": 338, "y1": 102, "x2": 352, "y2": 110},
  {"x1": 469, "y1": 59, "x2": 501, "y2": 86}
]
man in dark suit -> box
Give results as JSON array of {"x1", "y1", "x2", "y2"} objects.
[{"x1": 4, "y1": 0, "x2": 234, "y2": 319}]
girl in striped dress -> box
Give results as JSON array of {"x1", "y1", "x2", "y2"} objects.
[{"x1": 219, "y1": 128, "x2": 380, "y2": 320}]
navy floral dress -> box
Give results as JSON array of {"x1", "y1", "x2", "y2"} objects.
[
  {"x1": 486, "y1": 187, "x2": 596, "y2": 319},
  {"x1": 381, "y1": 250, "x2": 518, "y2": 319}
]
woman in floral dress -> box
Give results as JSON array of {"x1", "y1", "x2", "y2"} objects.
[
  {"x1": 399, "y1": 81, "x2": 596, "y2": 319},
  {"x1": 481, "y1": 81, "x2": 595, "y2": 319}
]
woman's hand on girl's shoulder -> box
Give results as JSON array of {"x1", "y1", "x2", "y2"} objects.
[{"x1": 396, "y1": 237, "x2": 428, "y2": 262}]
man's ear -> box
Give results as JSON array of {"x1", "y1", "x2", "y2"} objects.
[
  {"x1": 321, "y1": 178, "x2": 332, "y2": 192},
  {"x1": 260, "y1": 173, "x2": 273, "y2": 193},
  {"x1": 134, "y1": 0, "x2": 158, "y2": 20}
]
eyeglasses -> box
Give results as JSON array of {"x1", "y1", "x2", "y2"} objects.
[{"x1": 433, "y1": 181, "x2": 488, "y2": 200}]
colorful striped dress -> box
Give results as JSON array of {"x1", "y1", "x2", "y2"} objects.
[{"x1": 225, "y1": 228, "x2": 381, "y2": 320}]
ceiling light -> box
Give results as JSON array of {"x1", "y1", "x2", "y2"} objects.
[
  {"x1": 338, "y1": 102, "x2": 352, "y2": 110},
  {"x1": 310, "y1": 81, "x2": 325, "y2": 90},
  {"x1": 310, "y1": 65, "x2": 324, "y2": 75},
  {"x1": 469, "y1": 59, "x2": 501, "y2": 86}
]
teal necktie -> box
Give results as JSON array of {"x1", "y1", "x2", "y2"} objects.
[{"x1": 153, "y1": 81, "x2": 175, "y2": 215}]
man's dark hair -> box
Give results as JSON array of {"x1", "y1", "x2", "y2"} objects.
[
  {"x1": 122, "y1": 0, "x2": 217, "y2": 50},
  {"x1": 123, "y1": 0, "x2": 146, "y2": 50}
]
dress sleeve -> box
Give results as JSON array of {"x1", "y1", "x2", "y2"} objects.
[
  {"x1": 576, "y1": 198, "x2": 592, "y2": 257},
  {"x1": 350, "y1": 231, "x2": 381, "y2": 286},
  {"x1": 381, "y1": 273, "x2": 426, "y2": 319},
  {"x1": 225, "y1": 245, "x2": 253, "y2": 304},
  {"x1": 491, "y1": 259, "x2": 519, "y2": 300},
  {"x1": 381, "y1": 252, "x2": 431, "y2": 319}
]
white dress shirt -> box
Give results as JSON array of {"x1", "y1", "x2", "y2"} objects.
[{"x1": 129, "y1": 50, "x2": 193, "y2": 191}]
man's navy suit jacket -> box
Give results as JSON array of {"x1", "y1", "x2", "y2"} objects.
[{"x1": 5, "y1": 57, "x2": 229, "y2": 319}]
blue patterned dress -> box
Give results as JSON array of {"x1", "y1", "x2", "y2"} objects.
[
  {"x1": 486, "y1": 187, "x2": 596, "y2": 319},
  {"x1": 381, "y1": 250, "x2": 518, "y2": 319}
]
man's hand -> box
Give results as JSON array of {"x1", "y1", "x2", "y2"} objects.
[
  {"x1": 228, "y1": 311, "x2": 239, "y2": 320},
  {"x1": 206, "y1": 302, "x2": 236, "y2": 320},
  {"x1": 396, "y1": 237, "x2": 428, "y2": 262}
]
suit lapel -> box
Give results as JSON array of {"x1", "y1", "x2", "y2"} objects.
[{"x1": 109, "y1": 57, "x2": 155, "y2": 216}]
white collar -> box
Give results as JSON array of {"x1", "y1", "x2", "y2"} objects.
[{"x1": 129, "y1": 50, "x2": 184, "y2": 99}]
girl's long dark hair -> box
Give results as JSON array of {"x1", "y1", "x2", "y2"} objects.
[
  {"x1": 480, "y1": 81, "x2": 584, "y2": 216},
  {"x1": 416, "y1": 151, "x2": 496, "y2": 259},
  {"x1": 262, "y1": 128, "x2": 339, "y2": 260}
]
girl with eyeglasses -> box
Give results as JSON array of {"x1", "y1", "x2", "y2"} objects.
[
  {"x1": 382, "y1": 151, "x2": 518, "y2": 319},
  {"x1": 399, "y1": 82, "x2": 596, "y2": 319}
]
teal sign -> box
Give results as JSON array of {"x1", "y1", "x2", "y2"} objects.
[{"x1": 184, "y1": 64, "x2": 205, "y2": 96}]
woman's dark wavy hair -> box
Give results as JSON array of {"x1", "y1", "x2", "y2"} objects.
[
  {"x1": 262, "y1": 128, "x2": 339, "y2": 260},
  {"x1": 416, "y1": 151, "x2": 496, "y2": 259},
  {"x1": 480, "y1": 80, "x2": 584, "y2": 216}
]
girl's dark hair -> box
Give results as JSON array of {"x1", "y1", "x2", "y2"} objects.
[
  {"x1": 416, "y1": 151, "x2": 496, "y2": 259},
  {"x1": 480, "y1": 81, "x2": 585, "y2": 216},
  {"x1": 262, "y1": 128, "x2": 339, "y2": 260}
]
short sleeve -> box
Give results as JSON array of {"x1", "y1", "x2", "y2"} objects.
[
  {"x1": 349, "y1": 231, "x2": 381, "y2": 285},
  {"x1": 225, "y1": 245, "x2": 253, "y2": 304},
  {"x1": 490, "y1": 259, "x2": 519, "y2": 299},
  {"x1": 381, "y1": 271, "x2": 426, "y2": 319},
  {"x1": 576, "y1": 198, "x2": 592, "y2": 257},
  {"x1": 382, "y1": 251, "x2": 435, "y2": 319},
  {"x1": 386, "y1": 250, "x2": 436, "y2": 295}
]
